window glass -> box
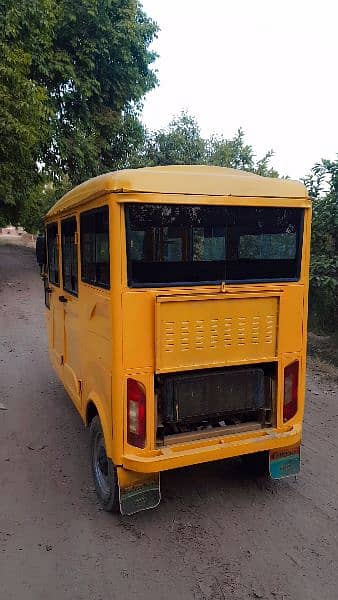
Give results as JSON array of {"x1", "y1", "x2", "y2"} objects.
[
  {"x1": 226, "y1": 207, "x2": 302, "y2": 281},
  {"x1": 126, "y1": 204, "x2": 228, "y2": 285},
  {"x1": 193, "y1": 227, "x2": 226, "y2": 261},
  {"x1": 239, "y1": 233, "x2": 296, "y2": 260},
  {"x1": 80, "y1": 212, "x2": 96, "y2": 284},
  {"x1": 80, "y1": 206, "x2": 110, "y2": 289},
  {"x1": 162, "y1": 227, "x2": 183, "y2": 262},
  {"x1": 46, "y1": 223, "x2": 59, "y2": 285},
  {"x1": 44, "y1": 277, "x2": 51, "y2": 309},
  {"x1": 126, "y1": 204, "x2": 303, "y2": 286},
  {"x1": 61, "y1": 217, "x2": 78, "y2": 295}
]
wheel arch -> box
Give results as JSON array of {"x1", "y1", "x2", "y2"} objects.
[{"x1": 84, "y1": 392, "x2": 113, "y2": 458}]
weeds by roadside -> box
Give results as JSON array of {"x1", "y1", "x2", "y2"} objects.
[{"x1": 307, "y1": 331, "x2": 338, "y2": 378}]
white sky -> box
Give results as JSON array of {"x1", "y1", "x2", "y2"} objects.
[{"x1": 140, "y1": 0, "x2": 338, "y2": 179}]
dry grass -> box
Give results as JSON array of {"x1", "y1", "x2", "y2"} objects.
[{"x1": 307, "y1": 354, "x2": 338, "y2": 381}]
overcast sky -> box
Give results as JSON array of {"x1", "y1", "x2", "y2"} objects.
[{"x1": 140, "y1": 0, "x2": 338, "y2": 179}]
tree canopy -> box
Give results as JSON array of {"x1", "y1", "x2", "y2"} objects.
[
  {"x1": 0, "y1": 0, "x2": 158, "y2": 226},
  {"x1": 303, "y1": 159, "x2": 338, "y2": 333},
  {"x1": 0, "y1": 2, "x2": 52, "y2": 226},
  {"x1": 131, "y1": 112, "x2": 279, "y2": 177}
]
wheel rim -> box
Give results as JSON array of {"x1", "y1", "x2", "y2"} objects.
[{"x1": 93, "y1": 431, "x2": 110, "y2": 498}]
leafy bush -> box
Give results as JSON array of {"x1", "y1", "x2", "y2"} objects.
[{"x1": 303, "y1": 161, "x2": 338, "y2": 333}]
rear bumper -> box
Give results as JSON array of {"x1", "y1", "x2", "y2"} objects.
[{"x1": 122, "y1": 424, "x2": 302, "y2": 473}]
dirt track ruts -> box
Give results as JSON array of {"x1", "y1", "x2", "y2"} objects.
[{"x1": 0, "y1": 243, "x2": 337, "y2": 600}]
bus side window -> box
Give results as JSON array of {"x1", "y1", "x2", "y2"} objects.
[
  {"x1": 46, "y1": 222, "x2": 59, "y2": 286},
  {"x1": 61, "y1": 217, "x2": 78, "y2": 296},
  {"x1": 80, "y1": 206, "x2": 110, "y2": 289}
]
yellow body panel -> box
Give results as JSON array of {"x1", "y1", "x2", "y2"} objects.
[
  {"x1": 43, "y1": 166, "x2": 311, "y2": 479},
  {"x1": 155, "y1": 293, "x2": 279, "y2": 373}
]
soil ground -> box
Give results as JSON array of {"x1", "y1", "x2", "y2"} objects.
[
  {"x1": 0, "y1": 243, "x2": 337, "y2": 600},
  {"x1": 308, "y1": 332, "x2": 338, "y2": 370}
]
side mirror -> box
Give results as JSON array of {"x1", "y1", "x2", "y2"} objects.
[{"x1": 36, "y1": 233, "x2": 47, "y2": 272}]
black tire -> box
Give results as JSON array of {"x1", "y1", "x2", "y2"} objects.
[
  {"x1": 241, "y1": 451, "x2": 269, "y2": 477},
  {"x1": 90, "y1": 416, "x2": 119, "y2": 512}
]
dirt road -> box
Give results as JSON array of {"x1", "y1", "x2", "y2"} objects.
[{"x1": 1, "y1": 243, "x2": 337, "y2": 600}]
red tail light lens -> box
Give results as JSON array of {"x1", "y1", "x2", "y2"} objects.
[
  {"x1": 127, "y1": 379, "x2": 146, "y2": 448},
  {"x1": 283, "y1": 361, "x2": 299, "y2": 422}
]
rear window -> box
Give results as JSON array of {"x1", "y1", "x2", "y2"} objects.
[{"x1": 126, "y1": 204, "x2": 303, "y2": 287}]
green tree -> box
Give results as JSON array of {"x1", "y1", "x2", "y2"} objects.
[
  {"x1": 41, "y1": 0, "x2": 158, "y2": 185},
  {"x1": 133, "y1": 113, "x2": 279, "y2": 176},
  {"x1": 0, "y1": 0, "x2": 158, "y2": 228},
  {"x1": 0, "y1": 1, "x2": 53, "y2": 226},
  {"x1": 133, "y1": 112, "x2": 207, "y2": 167},
  {"x1": 207, "y1": 128, "x2": 278, "y2": 176},
  {"x1": 303, "y1": 159, "x2": 338, "y2": 333}
]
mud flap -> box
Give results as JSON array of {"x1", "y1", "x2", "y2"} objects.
[
  {"x1": 117, "y1": 467, "x2": 161, "y2": 516},
  {"x1": 269, "y1": 445, "x2": 301, "y2": 479}
]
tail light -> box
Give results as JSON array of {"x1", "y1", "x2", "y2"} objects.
[
  {"x1": 127, "y1": 378, "x2": 146, "y2": 448},
  {"x1": 283, "y1": 361, "x2": 299, "y2": 422}
]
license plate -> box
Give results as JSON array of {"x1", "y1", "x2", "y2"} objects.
[
  {"x1": 119, "y1": 475, "x2": 161, "y2": 516},
  {"x1": 269, "y1": 445, "x2": 300, "y2": 479}
]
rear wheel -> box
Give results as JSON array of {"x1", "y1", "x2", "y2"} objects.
[
  {"x1": 90, "y1": 416, "x2": 119, "y2": 512},
  {"x1": 241, "y1": 451, "x2": 269, "y2": 477}
]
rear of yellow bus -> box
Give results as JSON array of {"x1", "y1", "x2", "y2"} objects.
[{"x1": 117, "y1": 183, "x2": 311, "y2": 513}]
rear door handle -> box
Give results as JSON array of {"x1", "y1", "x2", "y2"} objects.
[{"x1": 59, "y1": 295, "x2": 68, "y2": 303}]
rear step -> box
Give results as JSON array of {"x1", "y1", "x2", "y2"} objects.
[{"x1": 162, "y1": 421, "x2": 262, "y2": 446}]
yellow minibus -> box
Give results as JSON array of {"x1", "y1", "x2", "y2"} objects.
[{"x1": 37, "y1": 166, "x2": 311, "y2": 515}]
